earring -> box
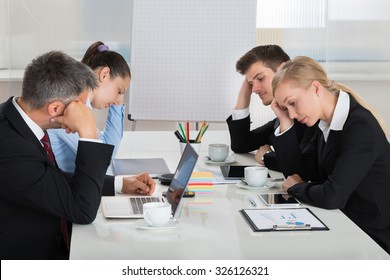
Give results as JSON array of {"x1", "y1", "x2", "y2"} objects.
[{"x1": 316, "y1": 93, "x2": 320, "y2": 97}]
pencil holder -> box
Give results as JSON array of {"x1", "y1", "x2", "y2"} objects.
[{"x1": 179, "y1": 140, "x2": 201, "y2": 155}]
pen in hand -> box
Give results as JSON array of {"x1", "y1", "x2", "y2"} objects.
[{"x1": 249, "y1": 196, "x2": 257, "y2": 207}]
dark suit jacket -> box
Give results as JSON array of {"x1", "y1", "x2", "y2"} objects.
[
  {"x1": 226, "y1": 114, "x2": 316, "y2": 174},
  {"x1": 273, "y1": 95, "x2": 390, "y2": 254},
  {"x1": 0, "y1": 97, "x2": 115, "y2": 259}
]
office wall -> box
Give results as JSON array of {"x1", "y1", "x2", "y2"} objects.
[
  {"x1": 2, "y1": 0, "x2": 132, "y2": 69},
  {"x1": 340, "y1": 80, "x2": 390, "y2": 133},
  {"x1": 0, "y1": 82, "x2": 22, "y2": 101},
  {"x1": 1, "y1": 0, "x2": 390, "y2": 133}
]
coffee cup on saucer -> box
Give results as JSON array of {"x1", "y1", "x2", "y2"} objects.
[
  {"x1": 244, "y1": 166, "x2": 268, "y2": 187},
  {"x1": 143, "y1": 202, "x2": 171, "y2": 227},
  {"x1": 208, "y1": 143, "x2": 229, "y2": 162}
]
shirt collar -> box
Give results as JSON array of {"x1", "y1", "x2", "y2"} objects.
[
  {"x1": 86, "y1": 98, "x2": 92, "y2": 109},
  {"x1": 318, "y1": 90, "x2": 350, "y2": 142},
  {"x1": 12, "y1": 96, "x2": 45, "y2": 141}
]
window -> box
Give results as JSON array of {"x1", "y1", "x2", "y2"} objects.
[
  {"x1": 256, "y1": 0, "x2": 390, "y2": 79},
  {"x1": 0, "y1": 0, "x2": 132, "y2": 70}
]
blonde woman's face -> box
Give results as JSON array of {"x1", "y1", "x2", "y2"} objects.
[{"x1": 274, "y1": 81, "x2": 320, "y2": 127}]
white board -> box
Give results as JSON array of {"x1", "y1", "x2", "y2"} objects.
[{"x1": 129, "y1": 0, "x2": 256, "y2": 121}]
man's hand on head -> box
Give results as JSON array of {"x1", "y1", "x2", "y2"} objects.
[{"x1": 51, "y1": 100, "x2": 98, "y2": 139}]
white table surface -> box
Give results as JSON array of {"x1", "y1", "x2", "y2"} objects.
[{"x1": 69, "y1": 131, "x2": 390, "y2": 260}]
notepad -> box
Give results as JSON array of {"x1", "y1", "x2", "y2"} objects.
[
  {"x1": 188, "y1": 171, "x2": 214, "y2": 194},
  {"x1": 240, "y1": 208, "x2": 329, "y2": 232}
]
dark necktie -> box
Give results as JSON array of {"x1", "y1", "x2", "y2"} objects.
[
  {"x1": 41, "y1": 132, "x2": 55, "y2": 163},
  {"x1": 41, "y1": 131, "x2": 70, "y2": 251}
]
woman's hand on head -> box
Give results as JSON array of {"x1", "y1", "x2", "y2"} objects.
[{"x1": 271, "y1": 99, "x2": 294, "y2": 132}]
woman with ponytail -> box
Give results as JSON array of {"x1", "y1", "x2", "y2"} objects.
[
  {"x1": 49, "y1": 41, "x2": 131, "y2": 172},
  {"x1": 271, "y1": 56, "x2": 390, "y2": 254}
]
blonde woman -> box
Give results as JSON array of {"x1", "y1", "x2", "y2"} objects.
[{"x1": 271, "y1": 56, "x2": 390, "y2": 254}]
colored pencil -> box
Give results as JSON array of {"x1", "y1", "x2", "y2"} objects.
[
  {"x1": 186, "y1": 121, "x2": 190, "y2": 142},
  {"x1": 198, "y1": 124, "x2": 209, "y2": 142},
  {"x1": 195, "y1": 121, "x2": 206, "y2": 143},
  {"x1": 178, "y1": 122, "x2": 187, "y2": 142}
]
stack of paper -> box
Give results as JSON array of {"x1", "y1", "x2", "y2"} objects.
[{"x1": 188, "y1": 171, "x2": 214, "y2": 194}]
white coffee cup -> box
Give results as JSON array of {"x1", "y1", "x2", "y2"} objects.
[
  {"x1": 143, "y1": 202, "x2": 172, "y2": 227},
  {"x1": 208, "y1": 143, "x2": 229, "y2": 162},
  {"x1": 244, "y1": 166, "x2": 268, "y2": 187}
]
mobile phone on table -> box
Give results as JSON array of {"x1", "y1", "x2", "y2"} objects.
[
  {"x1": 220, "y1": 165, "x2": 270, "y2": 180},
  {"x1": 220, "y1": 165, "x2": 248, "y2": 179},
  {"x1": 162, "y1": 190, "x2": 195, "y2": 198},
  {"x1": 258, "y1": 193, "x2": 301, "y2": 208}
]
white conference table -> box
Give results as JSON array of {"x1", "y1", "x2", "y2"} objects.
[{"x1": 70, "y1": 131, "x2": 390, "y2": 259}]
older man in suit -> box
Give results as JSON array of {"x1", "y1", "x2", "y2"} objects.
[{"x1": 0, "y1": 51, "x2": 154, "y2": 259}]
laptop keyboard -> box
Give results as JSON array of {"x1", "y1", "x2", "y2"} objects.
[{"x1": 130, "y1": 197, "x2": 161, "y2": 215}]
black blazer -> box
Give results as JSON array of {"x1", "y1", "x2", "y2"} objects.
[
  {"x1": 273, "y1": 95, "x2": 390, "y2": 254},
  {"x1": 226, "y1": 115, "x2": 276, "y2": 153},
  {"x1": 0, "y1": 97, "x2": 115, "y2": 259},
  {"x1": 226, "y1": 114, "x2": 316, "y2": 174}
]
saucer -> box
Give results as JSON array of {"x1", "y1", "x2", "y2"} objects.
[
  {"x1": 236, "y1": 180, "x2": 278, "y2": 190},
  {"x1": 204, "y1": 155, "x2": 236, "y2": 165},
  {"x1": 135, "y1": 219, "x2": 179, "y2": 230}
]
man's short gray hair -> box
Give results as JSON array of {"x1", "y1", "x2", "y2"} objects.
[{"x1": 22, "y1": 51, "x2": 98, "y2": 109}]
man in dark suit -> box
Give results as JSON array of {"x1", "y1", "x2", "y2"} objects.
[
  {"x1": 0, "y1": 51, "x2": 155, "y2": 259},
  {"x1": 226, "y1": 45, "x2": 315, "y2": 174}
]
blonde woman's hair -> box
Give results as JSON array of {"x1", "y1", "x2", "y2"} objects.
[{"x1": 272, "y1": 56, "x2": 389, "y2": 139}]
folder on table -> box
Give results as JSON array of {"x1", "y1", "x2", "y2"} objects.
[{"x1": 240, "y1": 208, "x2": 329, "y2": 232}]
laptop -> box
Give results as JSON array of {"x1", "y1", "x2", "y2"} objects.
[{"x1": 101, "y1": 143, "x2": 199, "y2": 218}]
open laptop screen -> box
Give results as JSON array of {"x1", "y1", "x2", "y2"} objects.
[{"x1": 166, "y1": 143, "x2": 199, "y2": 216}]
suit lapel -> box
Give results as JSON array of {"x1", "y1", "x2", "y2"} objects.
[
  {"x1": 319, "y1": 94, "x2": 356, "y2": 168},
  {"x1": 318, "y1": 129, "x2": 343, "y2": 178},
  {"x1": 3, "y1": 97, "x2": 50, "y2": 160},
  {"x1": 317, "y1": 132, "x2": 326, "y2": 177}
]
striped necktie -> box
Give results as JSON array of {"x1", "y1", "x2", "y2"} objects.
[
  {"x1": 41, "y1": 132, "x2": 55, "y2": 163},
  {"x1": 41, "y1": 131, "x2": 70, "y2": 251}
]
